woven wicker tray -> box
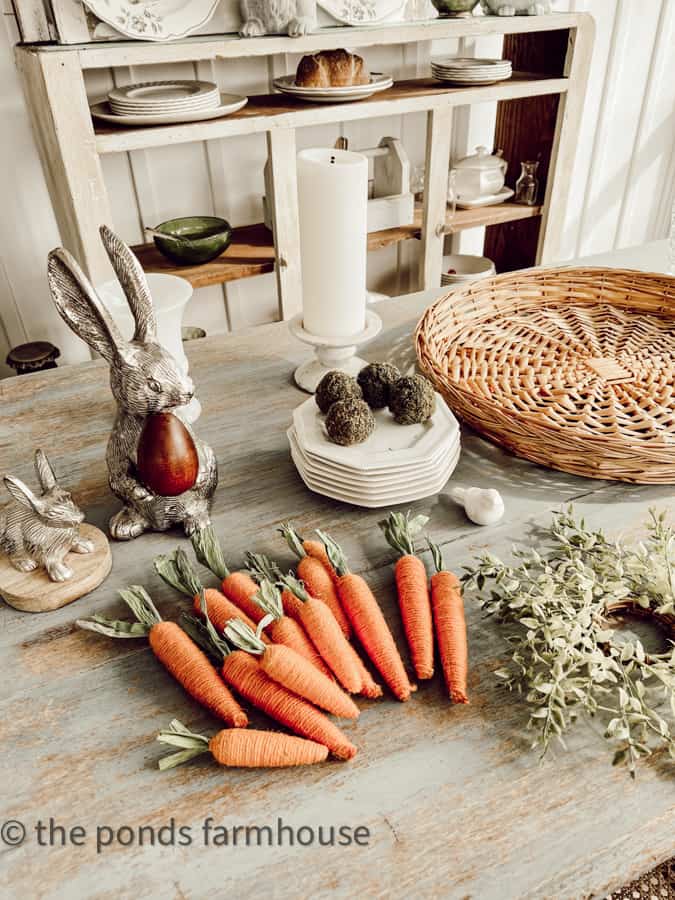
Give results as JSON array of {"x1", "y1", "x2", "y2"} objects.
[{"x1": 416, "y1": 267, "x2": 675, "y2": 483}]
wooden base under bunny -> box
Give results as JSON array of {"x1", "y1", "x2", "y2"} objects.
[{"x1": 0, "y1": 524, "x2": 111, "y2": 612}]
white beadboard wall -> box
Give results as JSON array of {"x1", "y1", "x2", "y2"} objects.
[{"x1": 0, "y1": 0, "x2": 674, "y2": 373}]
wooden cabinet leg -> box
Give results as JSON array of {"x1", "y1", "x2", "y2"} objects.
[
  {"x1": 15, "y1": 47, "x2": 113, "y2": 283},
  {"x1": 266, "y1": 128, "x2": 303, "y2": 320},
  {"x1": 419, "y1": 107, "x2": 453, "y2": 291}
]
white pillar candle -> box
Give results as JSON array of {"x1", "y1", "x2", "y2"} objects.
[{"x1": 297, "y1": 148, "x2": 368, "y2": 338}]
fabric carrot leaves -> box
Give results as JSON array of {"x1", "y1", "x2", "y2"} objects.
[
  {"x1": 182, "y1": 609, "x2": 356, "y2": 760},
  {"x1": 77, "y1": 587, "x2": 248, "y2": 727},
  {"x1": 380, "y1": 511, "x2": 434, "y2": 681},
  {"x1": 428, "y1": 539, "x2": 469, "y2": 704},
  {"x1": 192, "y1": 525, "x2": 263, "y2": 623},
  {"x1": 224, "y1": 618, "x2": 359, "y2": 720},
  {"x1": 317, "y1": 530, "x2": 414, "y2": 702},
  {"x1": 279, "y1": 523, "x2": 351, "y2": 637},
  {"x1": 154, "y1": 548, "x2": 262, "y2": 637},
  {"x1": 157, "y1": 719, "x2": 328, "y2": 770}
]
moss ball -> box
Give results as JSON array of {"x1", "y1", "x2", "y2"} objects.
[
  {"x1": 389, "y1": 374, "x2": 436, "y2": 425},
  {"x1": 325, "y1": 398, "x2": 375, "y2": 446},
  {"x1": 357, "y1": 362, "x2": 401, "y2": 410},
  {"x1": 315, "y1": 370, "x2": 362, "y2": 414}
]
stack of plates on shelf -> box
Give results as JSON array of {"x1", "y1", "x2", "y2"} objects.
[
  {"x1": 287, "y1": 395, "x2": 461, "y2": 508},
  {"x1": 273, "y1": 74, "x2": 393, "y2": 104},
  {"x1": 441, "y1": 254, "x2": 496, "y2": 286},
  {"x1": 431, "y1": 58, "x2": 512, "y2": 86},
  {"x1": 91, "y1": 80, "x2": 248, "y2": 126}
]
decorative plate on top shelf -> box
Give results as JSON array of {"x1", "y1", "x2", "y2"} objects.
[
  {"x1": 416, "y1": 267, "x2": 675, "y2": 484},
  {"x1": 82, "y1": 0, "x2": 221, "y2": 41}
]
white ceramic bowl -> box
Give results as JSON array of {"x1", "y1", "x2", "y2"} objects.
[{"x1": 441, "y1": 254, "x2": 496, "y2": 285}]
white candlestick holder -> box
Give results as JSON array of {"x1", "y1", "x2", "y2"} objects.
[{"x1": 289, "y1": 309, "x2": 382, "y2": 393}]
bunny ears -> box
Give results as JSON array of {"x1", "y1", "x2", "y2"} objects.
[{"x1": 47, "y1": 225, "x2": 157, "y2": 361}]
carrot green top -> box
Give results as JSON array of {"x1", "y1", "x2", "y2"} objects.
[
  {"x1": 379, "y1": 511, "x2": 429, "y2": 558},
  {"x1": 224, "y1": 618, "x2": 271, "y2": 656},
  {"x1": 154, "y1": 548, "x2": 204, "y2": 598},
  {"x1": 278, "y1": 522, "x2": 308, "y2": 560},
  {"x1": 76, "y1": 585, "x2": 162, "y2": 638},
  {"x1": 246, "y1": 551, "x2": 283, "y2": 585},
  {"x1": 427, "y1": 538, "x2": 445, "y2": 575},
  {"x1": 277, "y1": 571, "x2": 312, "y2": 603},
  {"x1": 248, "y1": 579, "x2": 284, "y2": 622},
  {"x1": 179, "y1": 593, "x2": 234, "y2": 663},
  {"x1": 315, "y1": 529, "x2": 350, "y2": 577},
  {"x1": 156, "y1": 719, "x2": 211, "y2": 770},
  {"x1": 191, "y1": 524, "x2": 231, "y2": 581}
]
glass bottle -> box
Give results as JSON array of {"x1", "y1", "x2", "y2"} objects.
[{"x1": 515, "y1": 160, "x2": 539, "y2": 206}]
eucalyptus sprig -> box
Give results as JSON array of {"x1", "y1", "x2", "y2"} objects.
[{"x1": 463, "y1": 507, "x2": 675, "y2": 776}]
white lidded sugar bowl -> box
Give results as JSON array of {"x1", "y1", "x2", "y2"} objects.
[{"x1": 451, "y1": 146, "x2": 508, "y2": 202}]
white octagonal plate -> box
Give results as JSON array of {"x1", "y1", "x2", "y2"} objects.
[{"x1": 292, "y1": 394, "x2": 459, "y2": 471}]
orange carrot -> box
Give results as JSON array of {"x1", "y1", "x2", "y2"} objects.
[
  {"x1": 182, "y1": 613, "x2": 356, "y2": 760},
  {"x1": 192, "y1": 525, "x2": 264, "y2": 623},
  {"x1": 77, "y1": 587, "x2": 248, "y2": 728},
  {"x1": 318, "y1": 530, "x2": 414, "y2": 702},
  {"x1": 279, "y1": 523, "x2": 351, "y2": 637},
  {"x1": 428, "y1": 539, "x2": 469, "y2": 704},
  {"x1": 380, "y1": 512, "x2": 434, "y2": 681},
  {"x1": 243, "y1": 569, "x2": 333, "y2": 679},
  {"x1": 157, "y1": 719, "x2": 328, "y2": 769},
  {"x1": 279, "y1": 573, "x2": 363, "y2": 694},
  {"x1": 154, "y1": 549, "x2": 265, "y2": 638},
  {"x1": 225, "y1": 618, "x2": 359, "y2": 720}
]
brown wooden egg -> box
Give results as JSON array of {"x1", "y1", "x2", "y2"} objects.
[{"x1": 136, "y1": 413, "x2": 199, "y2": 497}]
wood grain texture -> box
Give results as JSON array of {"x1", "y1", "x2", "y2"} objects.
[
  {"x1": 0, "y1": 285, "x2": 673, "y2": 899},
  {"x1": 132, "y1": 205, "x2": 543, "y2": 289},
  {"x1": 0, "y1": 523, "x2": 111, "y2": 612}
]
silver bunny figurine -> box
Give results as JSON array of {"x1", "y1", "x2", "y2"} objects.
[
  {"x1": 0, "y1": 450, "x2": 94, "y2": 582},
  {"x1": 46, "y1": 226, "x2": 218, "y2": 541}
]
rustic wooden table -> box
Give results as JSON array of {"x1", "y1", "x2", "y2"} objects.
[{"x1": 1, "y1": 247, "x2": 673, "y2": 899}]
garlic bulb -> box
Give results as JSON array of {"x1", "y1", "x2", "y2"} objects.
[{"x1": 449, "y1": 486, "x2": 505, "y2": 526}]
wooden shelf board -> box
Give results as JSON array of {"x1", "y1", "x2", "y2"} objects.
[
  {"x1": 52, "y1": 14, "x2": 587, "y2": 69},
  {"x1": 133, "y1": 203, "x2": 542, "y2": 289},
  {"x1": 94, "y1": 73, "x2": 568, "y2": 154}
]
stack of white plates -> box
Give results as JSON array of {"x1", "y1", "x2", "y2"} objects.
[
  {"x1": 108, "y1": 81, "x2": 221, "y2": 115},
  {"x1": 431, "y1": 58, "x2": 512, "y2": 86},
  {"x1": 288, "y1": 395, "x2": 461, "y2": 508},
  {"x1": 91, "y1": 80, "x2": 248, "y2": 126},
  {"x1": 273, "y1": 74, "x2": 393, "y2": 104}
]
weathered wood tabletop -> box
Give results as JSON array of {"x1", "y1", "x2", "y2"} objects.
[{"x1": 1, "y1": 274, "x2": 673, "y2": 900}]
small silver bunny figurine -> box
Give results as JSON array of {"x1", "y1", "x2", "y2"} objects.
[
  {"x1": 0, "y1": 450, "x2": 93, "y2": 582},
  {"x1": 46, "y1": 226, "x2": 218, "y2": 541}
]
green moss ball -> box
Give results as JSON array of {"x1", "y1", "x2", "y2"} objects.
[
  {"x1": 357, "y1": 362, "x2": 401, "y2": 410},
  {"x1": 389, "y1": 374, "x2": 436, "y2": 425},
  {"x1": 315, "y1": 370, "x2": 363, "y2": 414},
  {"x1": 325, "y1": 398, "x2": 376, "y2": 446}
]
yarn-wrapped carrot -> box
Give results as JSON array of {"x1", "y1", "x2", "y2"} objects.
[
  {"x1": 244, "y1": 567, "x2": 333, "y2": 679},
  {"x1": 279, "y1": 523, "x2": 351, "y2": 637},
  {"x1": 157, "y1": 719, "x2": 328, "y2": 770},
  {"x1": 192, "y1": 526, "x2": 263, "y2": 623},
  {"x1": 379, "y1": 511, "x2": 434, "y2": 681},
  {"x1": 278, "y1": 573, "x2": 364, "y2": 695},
  {"x1": 182, "y1": 611, "x2": 356, "y2": 760},
  {"x1": 317, "y1": 530, "x2": 414, "y2": 702},
  {"x1": 428, "y1": 539, "x2": 469, "y2": 704},
  {"x1": 154, "y1": 548, "x2": 266, "y2": 639},
  {"x1": 77, "y1": 586, "x2": 248, "y2": 727},
  {"x1": 224, "y1": 618, "x2": 359, "y2": 720}
]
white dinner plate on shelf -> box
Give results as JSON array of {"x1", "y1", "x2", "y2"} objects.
[
  {"x1": 108, "y1": 80, "x2": 220, "y2": 106},
  {"x1": 456, "y1": 187, "x2": 515, "y2": 209},
  {"x1": 109, "y1": 95, "x2": 220, "y2": 114},
  {"x1": 273, "y1": 74, "x2": 393, "y2": 103},
  {"x1": 90, "y1": 94, "x2": 248, "y2": 126},
  {"x1": 290, "y1": 442, "x2": 461, "y2": 508},
  {"x1": 292, "y1": 394, "x2": 459, "y2": 472},
  {"x1": 288, "y1": 427, "x2": 460, "y2": 493}
]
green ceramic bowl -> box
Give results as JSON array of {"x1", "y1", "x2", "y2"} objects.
[
  {"x1": 429, "y1": 0, "x2": 479, "y2": 15},
  {"x1": 153, "y1": 216, "x2": 232, "y2": 265}
]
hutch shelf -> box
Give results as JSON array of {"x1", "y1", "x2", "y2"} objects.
[{"x1": 15, "y1": 12, "x2": 593, "y2": 319}]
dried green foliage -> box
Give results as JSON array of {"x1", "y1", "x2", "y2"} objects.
[{"x1": 463, "y1": 507, "x2": 675, "y2": 776}]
